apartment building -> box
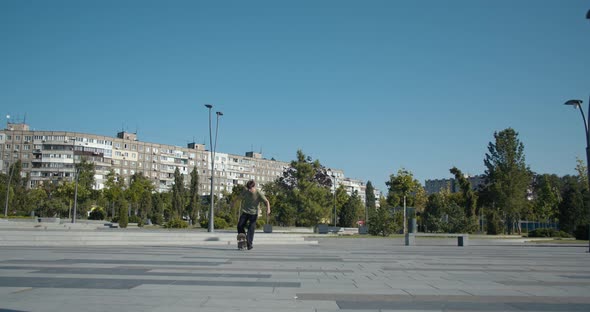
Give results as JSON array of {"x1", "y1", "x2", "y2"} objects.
[
  {"x1": 1, "y1": 122, "x2": 380, "y2": 202},
  {"x1": 424, "y1": 174, "x2": 486, "y2": 195}
]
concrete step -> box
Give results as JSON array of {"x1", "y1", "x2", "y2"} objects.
[{"x1": 0, "y1": 230, "x2": 318, "y2": 247}]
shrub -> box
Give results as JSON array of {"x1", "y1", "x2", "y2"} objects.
[
  {"x1": 199, "y1": 217, "x2": 229, "y2": 229},
  {"x1": 128, "y1": 215, "x2": 144, "y2": 227},
  {"x1": 164, "y1": 217, "x2": 188, "y2": 229},
  {"x1": 118, "y1": 208, "x2": 128, "y2": 229},
  {"x1": 368, "y1": 208, "x2": 401, "y2": 237},
  {"x1": 149, "y1": 213, "x2": 163, "y2": 225},
  {"x1": 528, "y1": 228, "x2": 572, "y2": 238},
  {"x1": 256, "y1": 218, "x2": 265, "y2": 229},
  {"x1": 88, "y1": 208, "x2": 106, "y2": 220}
]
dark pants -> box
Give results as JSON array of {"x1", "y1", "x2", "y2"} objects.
[{"x1": 237, "y1": 213, "x2": 257, "y2": 247}]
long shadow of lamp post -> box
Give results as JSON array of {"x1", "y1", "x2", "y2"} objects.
[{"x1": 204, "y1": 104, "x2": 223, "y2": 233}]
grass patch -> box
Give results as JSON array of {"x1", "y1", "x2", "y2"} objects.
[{"x1": 531, "y1": 239, "x2": 589, "y2": 244}]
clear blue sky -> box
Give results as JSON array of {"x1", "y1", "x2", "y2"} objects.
[{"x1": 1, "y1": 0, "x2": 589, "y2": 192}]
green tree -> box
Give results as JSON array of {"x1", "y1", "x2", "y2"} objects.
[
  {"x1": 368, "y1": 207, "x2": 401, "y2": 237},
  {"x1": 128, "y1": 173, "x2": 154, "y2": 220},
  {"x1": 450, "y1": 167, "x2": 478, "y2": 231},
  {"x1": 1, "y1": 161, "x2": 22, "y2": 216},
  {"x1": 117, "y1": 198, "x2": 129, "y2": 228},
  {"x1": 26, "y1": 187, "x2": 48, "y2": 217},
  {"x1": 262, "y1": 181, "x2": 295, "y2": 226},
  {"x1": 532, "y1": 174, "x2": 562, "y2": 222},
  {"x1": 365, "y1": 181, "x2": 377, "y2": 222},
  {"x1": 188, "y1": 166, "x2": 201, "y2": 223},
  {"x1": 172, "y1": 168, "x2": 186, "y2": 218},
  {"x1": 150, "y1": 193, "x2": 165, "y2": 225},
  {"x1": 576, "y1": 158, "x2": 588, "y2": 191},
  {"x1": 340, "y1": 191, "x2": 362, "y2": 227},
  {"x1": 483, "y1": 128, "x2": 532, "y2": 234},
  {"x1": 385, "y1": 168, "x2": 422, "y2": 233},
  {"x1": 423, "y1": 192, "x2": 447, "y2": 233},
  {"x1": 558, "y1": 175, "x2": 585, "y2": 234},
  {"x1": 332, "y1": 185, "x2": 349, "y2": 226},
  {"x1": 273, "y1": 150, "x2": 332, "y2": 226},
  {"x1": 68, "y1": 158, "x2": 96, "y2": 218}
]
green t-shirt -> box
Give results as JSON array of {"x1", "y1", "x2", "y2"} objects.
[{"x1": 241, "y1": 189, "x2": 267, "y2": 215}]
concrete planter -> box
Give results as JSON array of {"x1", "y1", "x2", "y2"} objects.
[
  {"x1": 263, "y1": 224, "x2": 273, "y2": 233},
  {"x1": 315, "y1": 224, "x2": 329, "y2": 234},
  {"x1": 358, "y1": 225, "x2": 369, "y2": 234}
]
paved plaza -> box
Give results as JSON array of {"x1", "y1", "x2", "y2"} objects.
[{"x1": 0, "y1": 237, "x2": 589, "y2": 312}]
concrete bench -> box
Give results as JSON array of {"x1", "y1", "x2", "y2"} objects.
[
  {"x1": 405, "y1": 233, "x2": 469, "y2": 246},
  {"x1": 38, "y1": 218, "x2": 61, "y2": 223}
]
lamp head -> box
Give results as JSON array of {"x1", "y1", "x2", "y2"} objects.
[
  {"x1": 565, "y1": 99, "x2": 583, "y2": 107},
  {"x1": 205, "y1": 104, "x2": 213, "y2": 109},
  {"x1": 216, "y1": 111, "x2": 223, "y2": 116}
]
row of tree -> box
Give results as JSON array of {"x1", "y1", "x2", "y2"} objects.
[
  {"x1": 372, "y1": 128, "x2": 589, "y2": 238},
  {"x1": 1, "y1": 127, "x2": 588, "y2": 237}
]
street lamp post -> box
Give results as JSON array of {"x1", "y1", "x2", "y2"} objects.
[
  {"x1": 204, "y1": 104, "x2": 223, "y2": 233},
  {"x1": 564, "y1": 98, "x2": 590, "y2": 253},
  {"x1": 71, "y1": 138, "x2": 78, "y2": 223},
  {"x1": 4, "y1": 115, "x2": 12, "y2": 217},
  {"x1": 332, "y1": 174, "x2": 337, "y2": 227}
]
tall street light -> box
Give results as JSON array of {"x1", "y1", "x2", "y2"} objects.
[
  {"x1": 4, "y1": 115, "x2": 12, "y2": 217},
  {"x1": 71, "y1": 137, "x2": 79, "y2": 223},
  {"x1": 204, "y1": 104, "x2": 223, "y2": 232},
  {"x1": 565, "y1": 98, "x2": 590, "y2": 252}
]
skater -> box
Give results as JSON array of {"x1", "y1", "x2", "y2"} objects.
[{"x1": 237, "y1": 180, "x2": 270, "y2": 250}]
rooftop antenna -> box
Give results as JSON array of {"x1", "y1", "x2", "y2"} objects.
[{"x1": 23, "y1": 113, "x2": 27, "y2": 125}]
